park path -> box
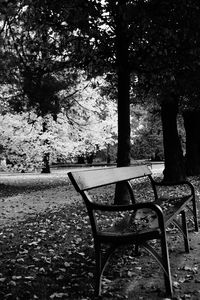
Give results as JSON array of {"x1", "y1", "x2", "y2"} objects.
[
  {"x1": 0, "y1": 165, "x2": 200, "y2": 299},
  {"x1": 0, "y1": 171, "x2": 77, "y2": 226}
]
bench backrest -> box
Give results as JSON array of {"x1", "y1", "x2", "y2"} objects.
[{"x1": 68, "y1": 165, "x2": 152, "y2": 192}]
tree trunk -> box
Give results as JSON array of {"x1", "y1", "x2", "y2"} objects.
[
  {"x1": 106, "y1": 144, "x2": 111, "y2": 164},
  {"x1": 183, "y1": 110, "x2": 200, "y2": 176},
  {"x1": 41, "y1": 121, "x2": 51, "y2": 174},
  {"x1": 41, "y1": 153, "x2": 50, "y2": 173},
  {"x1": 77, "y1": 156, "x2": 85, "y2": 164},
  {"x1": 114, "y1": 0, "x2": 131, "y2": 204},
  {"x1": 161, "y1": 94, "x2": 186, "y2": 182},
  {"x1": 86, "y1": 153, "x2": 94, "y2": 164}
]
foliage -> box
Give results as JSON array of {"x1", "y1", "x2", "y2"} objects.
[
  {"x1": 131, "y1": 108, "x2": 164, "y2": 160},
  {"x1": 64, "y1": 74, "x2": 117, "y2": 159},
  {"x1": 0, "y1": 75, "x2": 117, "y2": 171},
  {"x1": 2, "y1": 0, "x2": 200, "y2": 179},
  {"x1": 0, "y1": 112, "x2": 74, "y2": 171},
  {"x1": 0, "y1": 0, "x2": 117, "y2": 172},
  {"x1": 1, "y1": 0, "x2": 94, "y2": 116},
  {"x1": 130, "y1": 0, "x2": 200, "y2": 98}
]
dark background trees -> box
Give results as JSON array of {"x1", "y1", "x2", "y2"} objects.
[
  {"x1": 2, "y1": 0, "x2": 200, "y2": 186},
  {"x1": 128, "y1": 0, "x2": 200, "y2": 181}
]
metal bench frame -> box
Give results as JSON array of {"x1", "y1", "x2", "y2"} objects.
[{"x1": 68, "y1": 165, "x2": 198, "y2": 297}]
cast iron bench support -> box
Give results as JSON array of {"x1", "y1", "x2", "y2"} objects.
[{"x1": 68, "y1": 165, "x2": 198, "y2": 298}]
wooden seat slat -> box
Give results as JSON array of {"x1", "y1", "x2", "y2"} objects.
[{"x1": 68, "y1": 165, "x2": 151, "y2": 191}]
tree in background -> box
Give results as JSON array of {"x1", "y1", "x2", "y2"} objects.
[
  {"x1": 183, "y1": 102, "x2": 200, "y2": 176},
  {"x1": 131, "y1": 106, "x2": 164, "y2": 161},
  {"x1": 0, "y1": 112, "x2": 73, "y2": 171},
  {"x1": 60, "y1": 74, "x2": 117, "y2": 164},
  {"x1": 86, "y1": 0, "x2": 198, "y2": 184},
  {"x1": 130, "y1": 0, "x2": 200, "y2": 181},
  {"x1": 0, "y1": 75, "x2": 117, "y2": 171},
  {"x1": 2, "y1": 0, "x2": 93, "y2": 172}
]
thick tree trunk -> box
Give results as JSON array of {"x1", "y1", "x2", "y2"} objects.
[
  {"x1": 116, "y1": 41, "x2": 130, "y2": 168},
  {"x1": 161, "y1": 94, "x2": 186, "y2": 182},
  {"x1": 183, "y1": 110, "x2": 200, "y2": 176},
  {"x1": 114, "y1": 0, "x2": 131, "y2": 204}
]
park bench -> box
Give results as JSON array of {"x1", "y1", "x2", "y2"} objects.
[{"x1": 68, "y1": 165, "x2": 198, "y2": 297}]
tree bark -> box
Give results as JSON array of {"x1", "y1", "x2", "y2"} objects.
[
  {"x1": 41, "y1": 121, "x2": 51, "y2": 174},
  {"x1": 41, "y1": 153, "x2": 50, "y2": 173},
  {"x1": 183, "y1": 110, "x2": 200, "y2": 176},
  {"x1": 77, "y1": 156, "x2": 85, "y2": 164},
  {"x1": 114, "y1": 0, "x2": 131, "y2": 204},
  {"x1": 161, "y1": 94, "x2": 186, "y2": 182}
]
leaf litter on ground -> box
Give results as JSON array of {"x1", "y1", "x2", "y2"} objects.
[{"x1": 0, "y1": 172, "x2": 200, "y2": 299}]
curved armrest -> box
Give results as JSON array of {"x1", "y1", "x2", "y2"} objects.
[
  {"x1": 153, "y1": 180, "x2": 192, "y2": 186},
  {"x1": 91, "y1": 201, "x2": 163, "y2": 215},
  {"x1": 151, "y1": 179, "x2": 195, "y2": 195},
  {"x1": 90, "y1": 202, "x2": 166, "y2": 230}
]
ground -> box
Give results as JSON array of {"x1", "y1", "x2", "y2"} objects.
[{"x1": 0, "y1": 169, "x2": 200, "y2": 300}]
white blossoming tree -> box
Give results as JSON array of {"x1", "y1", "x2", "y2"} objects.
[{"x1": 0, "y1": 75, "x2": 117, "y2": 171}]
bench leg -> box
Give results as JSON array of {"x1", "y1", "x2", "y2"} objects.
[
  {"x1": 192, "y1": 197, "x2": 199, "y2": 232},
  {"x1": 172, "y1": 214, "x2": 190, "y2": 253},
  {"x1": 94, "y1": 241, "x2": 117, "y2": 296},
  {"x1": 94, "y1": 241, "x2": 102, "y2": 296},
  {"x1": 181, "y1": 210, "x2": 190, "y2": 253},
  {"x1": 160, "y1": 236, "x2": 173, "y2": 297},
  {"x1": 142, "y1": 239, "x2": 173, "y2": 298}
]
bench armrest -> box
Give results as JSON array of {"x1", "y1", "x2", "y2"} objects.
[
  {"x1": 91, "y1": 201, "x2": 163, "y2": 215},
  {"x1": 150, "y1": 178, "x2": 195, "y2": 199},
  {"x1": 90, "y1": 202, "x2": 166, "y2": 231},
  {"x1": 152, "y1": 180, "x2": 193, "y2": 188}
]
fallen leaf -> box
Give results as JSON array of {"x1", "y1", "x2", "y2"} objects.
[{"x1": 50, "y1": 292, "x2": 69, "y2": 299}]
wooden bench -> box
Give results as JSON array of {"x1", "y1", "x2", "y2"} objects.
[{"x1": 68, "y1": 165, "x2": 198, "y2": 298}]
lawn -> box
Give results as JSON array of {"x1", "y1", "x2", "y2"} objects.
[{"x1": 0, "y1": 170, "x2": 200, "y2": 300}]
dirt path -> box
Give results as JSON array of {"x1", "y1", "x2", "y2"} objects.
[{"x1": 0, "y1": 171, "x2": 78, "y2": 226}]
